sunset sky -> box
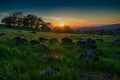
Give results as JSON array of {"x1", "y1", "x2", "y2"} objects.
[{"x1": 0, "y1": 0, "x2": 120, "y2": 27}]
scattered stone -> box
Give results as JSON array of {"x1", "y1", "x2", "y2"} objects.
[
  {"x1": 0, "y1": 33, "x2": 5, "y2": 36},
  {"x1": 14, "y1": 36, "x2": 28, "y2": 44},
  {"x1": 81, "y1": 49, "x2": 95, "y2": 60},
  {"x1": 22, "y1": 38, "x2": 28, "y2": 42},
  {"x1": 77, "y1": 40, "x2": 88, "y2": 46},
  {"x1": 87, "y1": 38, "x2": 96, "y2": 43},
  {"x1": 77, "y1": 38, "x2": 97, "y2": 49},
  {"x1": 40, "y1": 68, "x2": 60, "y2": 74},
  {"x1": 87, "y1": 38, "x2": 97, "y2": 49},
  {"x1": 62, "y1": 37, "x2": 73, "y2": 44},
  {"x1": 80, "y1": 70, "x2": 91, "y2": 80},
  {"x1": 30, "y1": 40, "x2": 39, "y2": 44},
  {"x1": 46, "y1": 55, "x2": 54, "y2": 61},
  {"x1": 39, "y1": 44, "x2": 48, "y2": 50},
  {"x1": 49, "y1": 38, "x2": 58, "y2": 43},
  {"x1": 80, "y1": 49, "x2": 100, "y2": 61},
  {"x1": 39, "y1": 37, "x2": 48, "y2": 42}
]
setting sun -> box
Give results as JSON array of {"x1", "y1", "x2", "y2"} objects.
[{"x1": 59, "y1": 22, "x2": 64, "y2": 26}]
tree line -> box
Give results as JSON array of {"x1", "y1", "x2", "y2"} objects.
[
  {"x1": 1, "y1": 12, "x2": 73, "y2": 33},
  {"x1": 1, "y1": 12, "x2": 51, "y2": 31}
]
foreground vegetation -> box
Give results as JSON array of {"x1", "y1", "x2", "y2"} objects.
[{"x1": 0, "y1": 25, "x2": 120, "y2": 80}]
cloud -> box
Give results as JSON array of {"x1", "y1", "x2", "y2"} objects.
[
  {"x1": 0, "y1": 12, "x2": 9, "y2": 19},
  {"x1": 42, "y1": 16, "x2": 88, "y2": 27},
  {"x1": 0, "y1": 12, "x2": 9, "y2": 23}
]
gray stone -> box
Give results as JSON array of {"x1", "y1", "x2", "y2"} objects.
[
  {"x1": 40, "y1": 68, "x2": 60, "y2": 74},
  {"x1": 39, "y1": 37, "x2": 48, "y2": 42},
  {"x1": 87, "y1": 38, "x2": 97, "y2": 49},
  {"x1": 77, "y1": 40, "x2": 88, "y2": 45},
  {"x1": 39, "y1": 44, "x2": 48, "y2": 50},
  {"x1": 0, "y1": 33, "x2": 5, "y2": 36},
  {"x1": 80, "y1": 49, "x2": 100, "y2": 61},
  {"x1": 14, "y1": 36, "x2": 28, "y2": 44},
  {"x1": 62, "y1": 37, "x2": 73, "y2": 44},
  {"x1": 30, "y1": 40, "x2": 39, "y2": 44},
  {"x1": 49, "y1": 38, "x2": 58, "y2": 43},
  {"x1": 77, "y1": 38, "x2": 97, "y2": 49}
]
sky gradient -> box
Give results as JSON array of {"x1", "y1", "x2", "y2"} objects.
[{"x1": 0, "y1": 0, "x2": 120, "y2": 27}]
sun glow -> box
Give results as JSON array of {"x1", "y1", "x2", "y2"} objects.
[{"x1": 59, "y1": 22, "x2": 64, "y2": 26}]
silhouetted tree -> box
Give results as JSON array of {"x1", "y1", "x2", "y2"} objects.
[
  {"x1": 64, "y1": 26, "x2": 73, "y2": 33},
  {"x1": 1, "y1": 12, "x2": 51, "y2": 31},
  {"x1": 1, "y1": 16, "x2": 13, "y2": 27},
  {"x1": 52, "y1": 25, "x2": 73, "y2": 33},
  {"x1": 41, "y1": 24, "x2": 51, "y2": 31},
  {"x1": 1, "y1": 12, "x2": 23, "y2": 27}
]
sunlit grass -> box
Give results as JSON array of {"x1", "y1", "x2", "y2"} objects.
[{"x1": 0, "y1": 25, "x2": 120, "y2": 80}]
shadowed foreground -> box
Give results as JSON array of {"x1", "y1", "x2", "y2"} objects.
[{"x1": 0, "y1": 25, "x2": 120, "y2": 80}]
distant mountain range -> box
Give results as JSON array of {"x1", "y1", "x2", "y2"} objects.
[{"x1": 73, "y1": 24, "x2": 120, "y2": 30}]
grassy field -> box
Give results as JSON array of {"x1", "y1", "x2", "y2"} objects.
[{"x1": 0, "y1": 25, "x2": 120, "y2": 80}]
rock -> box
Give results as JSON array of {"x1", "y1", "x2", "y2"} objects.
[
  {"x1": 80, "y1": 70, "x2": 90, "y2": 80},
  {"x1": 31, "y1": 31, "x2": 36, "y2": 34},
  {"x1": 113, "y1": 39, "x2": 120, "y2": 46},
  {"x1": 61, "y1": 37, "x2": 73, "y2": 44},
  {"x1": 40, "y1": 68, "x2": 60, "y2": 74},
  {"x1": 14, "y1": 36, "x2": 28, "y2": 44},
  {"x1": 49, "y1": 38, "x2": 58, "y2": 43},
  {"x1": 87, "y1": 38, "x2": 97, "y2": 49},
  {"x1": 46, "y1": 55, "x2": 54, "y2": 61},
  {"x1": 22, "y1": 39, "x2": 28, "y2": 42},
  {"x1": 30, "y1": 40, "x2": 39, "y2": 44},
  {"x1": 39, "y1": 37, "x2": 48, "y2": 42},
  {"x1": 80, "y1": 49, "x2": 100, "y2": 61},
  {"x1": 77, "y1": 40, "x2": 88, "y2": 46},
  {"x1": 87, "y1": 38, "x2": 96, "y2": 43},
  {"x1": 0, "y1": 33, "x2": 5, "y2": 36},
  {"x1": 81, "y1": 49, "x2": 95, "y2": 60},
  {"x1": 39, "y1": 44, "x2": 48, "y2": 50},
  {"x1": 77, "y1": 38, "x2": 97, "y2": 49}
]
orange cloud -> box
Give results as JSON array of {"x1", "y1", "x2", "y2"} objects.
[{"x1": 43, "y1": 16, "x2": 120, "y2": 27}]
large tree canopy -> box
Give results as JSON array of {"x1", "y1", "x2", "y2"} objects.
[{"x1": 1, "y1": 12, "x2": 51, "y2": 31}]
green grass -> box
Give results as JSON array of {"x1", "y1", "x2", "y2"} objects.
[{"x1": 0, "y1": 25, "x2": 120, "y2": 80}]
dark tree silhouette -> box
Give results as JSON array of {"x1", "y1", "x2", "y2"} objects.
[
  {"x1": 2, "y1": 12, "x2": 23, "y2": 27},
  {"x1": 64, "y1": 26, "x2": 73, "y2": 33},
  {"x1": 52, "y1": 25, "x2": 73, "y2": 33},
  {"x1": 1, "y1": 12, "x2": 51, "y2": 31}
]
